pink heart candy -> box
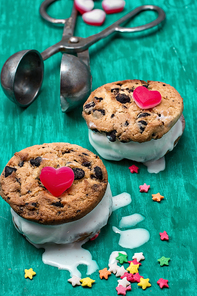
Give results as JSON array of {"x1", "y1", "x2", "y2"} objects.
[
  {"x1": 40, "y1": 166, "x2": 74, "y2": 197},
  {"x1": 74, "y1": 0, "x2": 94, "y2": 15},
  {"x1": 82, "y1": 9, "x2": 106, "y2": 26},
  {"x1": 102, "y1": 0, "x2": 125, "y2": 14},
  {"x1": 133, "y1": 86, "x2": 162, "y2": 109}
]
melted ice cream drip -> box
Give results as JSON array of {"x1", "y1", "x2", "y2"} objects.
[
  {"x1": 37, "y1": 242, "x2": 98, "y2": 278},
  {"x1": 89, "y1": 118, "x2": 183, "y2": 173},
  {"x1": 112, "y1": 227, "x2": 150, "y2": 249},
  {"x1": 119, "y1": 213, "x2": 144, "y2": 228},
  {"x1": 112, "y1": 192, "x2": 132, "y2": 211},
  {"x1": 12, "y1": 191, "x2": 149, "y2": 276}
]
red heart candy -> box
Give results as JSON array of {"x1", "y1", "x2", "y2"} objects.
[
  {"x1": 40, "y1": 167, "x2": 74, "y2": 197},
  {"x1": 102, "y1": 0, "x2": 125, "y2": 14},
  {"x1": 133, "y1": 86, "x2": 162, "y2": 109},
  {"x1": 82, "y1": 9, "x2": 106, "y2": 26},
  {"x1": 74, "y1": 0, "x2": 94, "y2": 15}
]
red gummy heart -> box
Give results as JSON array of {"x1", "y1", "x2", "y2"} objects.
[
  {"x1": 40, "y1": 167, "x2": 74, "y2": 197},
  {"x1": 102, "y1": 0, "x2": 125, "y2": 14},
  {"x1": 133, "y1": 86, "x2": 162, "y2": 109}
]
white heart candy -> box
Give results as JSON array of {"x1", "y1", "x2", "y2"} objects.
[
  {"x1": 74, "y1": 0, "x2": 94, "y2": 15},
  {"x1": 102, "y1": 0, "x2": 125, "y2": 14},
  {"x1": 82, "y1": 9, "x2": 106, "y2": 26}
]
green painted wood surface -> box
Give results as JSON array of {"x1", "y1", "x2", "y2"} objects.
[{"x1": 0, "y1": 0, "x2": 196, "y2": 295}]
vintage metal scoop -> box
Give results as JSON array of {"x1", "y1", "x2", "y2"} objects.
[{"x1": 1, "y1": 0, "x2": 165, "y2": 112}]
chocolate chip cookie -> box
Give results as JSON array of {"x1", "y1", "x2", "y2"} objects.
[
  {"x1": 0, "y1": 143, "x2": 108, "y2": 225},
  {"x1": 82, "y1": 80, "x2": 184, "y2": 143}
]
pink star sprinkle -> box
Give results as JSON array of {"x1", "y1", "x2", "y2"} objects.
[
  {"x1": 128, "y1": 259, "x2": 142, "y2": 266},
  {"x1": 157, "y1": 278, "x2": 169, "y2": 289},
  {"x1": 159, "y1": 231, "x2": 169, "y2": 241},
  {"x1": 120, "y1": 272, "x2": 134, "y2": 282},
  {"x1": 132, "y1": 273, "x2": 143, "y2": 283},
  {"x1": 116, "y1": 285, "x2": 131, "y2": 295},
  {"x1": 129, "y1": 165, "x2": 139, "y2": 174},
  {"x1": 139, "y1": 183, "x2": 150, "y2": 193}
]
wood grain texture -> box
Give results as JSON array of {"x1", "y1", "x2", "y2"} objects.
[{"x1": 0, "y1": 0, "x2": 196, "y2": 295}]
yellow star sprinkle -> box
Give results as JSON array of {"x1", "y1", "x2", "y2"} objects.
[
  {"x1": 126, "y1": 262, "x2": 139, "y2": 274},
  {"x1": 80, "y1": 277, "x2": 95, "y2": 288},
  {"x1": 152, "y1": 193, "x2": 164, "y2": 202},
  {"x1": 138, "y1": 278, "x2": 151, "y2": 290},
  {"x1": 24, "y1": 268, "x2": 36, "y2": 280}
]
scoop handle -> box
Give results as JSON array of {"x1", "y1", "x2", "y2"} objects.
[{"x1": 82, "y1": 5, "x2": 166, "y2": 48}]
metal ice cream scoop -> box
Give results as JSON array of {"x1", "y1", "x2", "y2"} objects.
[{"x1": 1, "y1": 0, "x2": 165, "y2": 112}]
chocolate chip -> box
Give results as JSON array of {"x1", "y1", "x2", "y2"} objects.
[
  {"x1": 163, "y1": 84, "x2": 166, "y2": 86},
  {"x1": 72, "y1": 168, "x2": 85, "y2": 180},
  {"x1": 76, "y1": 210, "x2": 81, "y2": 213},
  {"x1": 62, "y1": 149, "x2": 73, "y2": 154},
  {"x1": 116, "y1": 93, "x2": 130, "y2": 104},
  {"x1": 137, "y1": 112, "x2": 151, "y2": 119},
  {"x1": 5, "y1": 166, "x2": 17, "y2": 177},
  {"x1": 94, "y1": 97, "x2": 103, "y2": 101},
  {"x1": 111, "y1": 88, "x2": 120, "y2": 95},
  {"x1": 124, "y1": 121, "x2": 129, "y2": 126},
  {"x1": 32, "y1": 202, "x2": 38, "y2": 207},
  {"x1": 116, "y1": 83, "x2": 123, "y2": 86},
  {"x1": 140, "y1": 126, "x2": 145, "y2": 133},
  {"x1": 138, "y1": 120, "x2": 147, "y2": 126},
  {"x1": 93, "y1": 109, "x2": 105, "y2": 115},
  {"x1": 106, "y1": 130, "x2": 117, "y2": 142},
  {"x1": 84, "y1": 102, "x2": 95, "y2": 114},
  {"x1": 52, "y1": 201, "x2": 64, "y2": 207},
  {"x1": 138, "y1": 120, "x2": 147, "y2": 133},
  {"x1": 82, "y1": 152, "x2": 89, "y2": 156},
  {"x1": 18, "y1": 161, "x2": 24, "y2": 167},
  {"x1": 94, "y1": 166, "x2": 103, "y2": 180},
  {"x1": 128, "y1": 87, "x2": 135, "y2": 93},
  {"x1": 30, "y1": 157, "x2": 42, "y2": 167},
  {"x1": 82, "y1": 161, "x2": 91, "y2": 168},
  {"x1": 142, "y1": 84, "x2": 149, "y2": 88},
  {"x1": 111, "y1": 114, "x2": 115, "y2": 118}
]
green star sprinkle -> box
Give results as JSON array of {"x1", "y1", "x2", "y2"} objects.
[
  {"x1": 158, "y1": 256, "x2": 171, "y2": 266},
  {"x1": 116, "y1": 252, "x2": 128, "y2": 264}
]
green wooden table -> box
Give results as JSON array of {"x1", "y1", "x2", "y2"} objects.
[{"x1": 0, "y1": 0, "x2": 196, "y2": 295}]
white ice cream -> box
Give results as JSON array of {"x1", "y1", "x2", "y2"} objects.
[
  {"x1": 11, "y1": 184, "x2": 112, "y2": 245},
  {"x1": 89, "y1": 118, "x2": 183, "y2": 171}
]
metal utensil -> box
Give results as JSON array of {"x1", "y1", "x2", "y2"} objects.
[{"x1": 1, "y1": 0, "x2": 166, "y2": 112}]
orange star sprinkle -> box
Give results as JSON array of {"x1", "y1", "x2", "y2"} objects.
[
  {"x1": 152, "y1": 193, "x2": 164, "y2": 202},
  {"x1": 99, "y1": 267, "x2": 111, "y2": 280}
]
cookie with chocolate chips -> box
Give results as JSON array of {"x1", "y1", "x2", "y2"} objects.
[
  {"x1": 0, "y1": 143, "x2": 108, "y2": 225},
  {"x1": 82, "y1": 79, "x2": 184, "y2": 143}
]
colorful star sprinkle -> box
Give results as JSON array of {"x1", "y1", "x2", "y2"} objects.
[
  {"x1": 157, "y1": 278, "x2": 169, "y2": 289},
  {"x1": 24, "y1": 268, "x2": 36, "y2": 280},
  {"x1": 68, "y1": 275, "x2": 81, "y2": 286},
  {"x1": 99, "y1": 267, "x2": 111, "y2": 280},
  {"x1": 116, "y1": 253, "x2": 128, "y2": 264},
  {"x1": 128, "y1": 259, "x2": 142, "y2": 266},
  {"x1": 108, "y1": 262, "x2": 120, "y2": 274},
  {"x1": 120, "y1": 272, "x2": 134, "y2": 282},
  {"x1": 116, "y1": 285, "x2": 131, "y2": 295},
  {"x1": 116, "y1": 266, "x2": 127, "y2": 277},
  {"x1": 80, "y1": 277, "x2": 95, "y2": 287},
  {"x1": 137, "y1": 278, "x2": 151, "y2": 290},
  {"x1": 133, "y1": 273, "x2": 143, "y2": 283},
  {"x1": 126, "y1": 262, "x2": 139, "y2": 274},
  {"x1": 132, "y1": 252, "x2": 145, "y2": 262},
  {"x1": 129, "y1": 165, "x2": 139, "y2": 174},
  {"x1": 139, "y1": 183, "x2": 150, "y2": 193},
  {"x1": 152, "y1": 193, "x2": 164, "y2": 202},
  {"x1": 159, "y1": 231, "x2": 169, "y2": 241},
  {"x1": 118, "y1": 277, "x2": 131, "y2": 288},
  {"x1": 158, "y1": 256, "x2": 171, "y2": 266}
]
